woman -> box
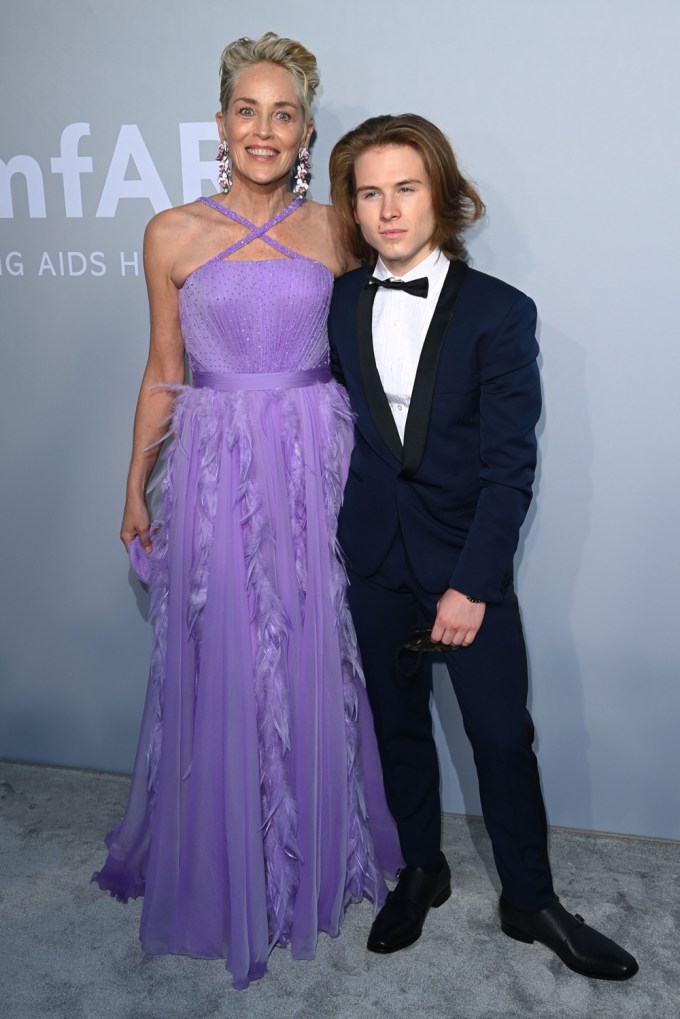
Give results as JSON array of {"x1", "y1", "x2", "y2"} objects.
[{"x1": 93, "y1": 32, "x2": 401, "y2": 989}]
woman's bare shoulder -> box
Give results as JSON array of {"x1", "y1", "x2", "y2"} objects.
[
  {"x1": 144, "y1": 200, "x2": 209, "y2": 249},
  {"x1": 300, "y1": 201, "x2": 360, "y2": 274},
  {"x1": 301, "y1": 199, "x2": 337, "y2": 228}
]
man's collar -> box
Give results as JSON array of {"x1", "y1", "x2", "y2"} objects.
[{"x1": 374, "y1": 247, "x2": 445, "y2": 283}]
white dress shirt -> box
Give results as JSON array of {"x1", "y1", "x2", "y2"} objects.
[{"x1": 371, "y1": 248, "x2": 449, "y2": 442}]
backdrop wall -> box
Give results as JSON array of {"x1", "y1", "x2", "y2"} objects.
[{"x1": 1, "y1": 0, "x2": 678, "y2": 838}]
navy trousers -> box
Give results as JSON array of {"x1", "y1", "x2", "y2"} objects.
[{"x1": 346, "y1": 529, "x2": 555, "y2": 912}]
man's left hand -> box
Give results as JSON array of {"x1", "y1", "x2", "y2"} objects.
[{"x1": 430, "y1": 588, "x2": 486, "y2": 648}]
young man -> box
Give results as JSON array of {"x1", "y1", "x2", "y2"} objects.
[{"x1": 327, "y1": 114, "x2": 637, "y2": 979}]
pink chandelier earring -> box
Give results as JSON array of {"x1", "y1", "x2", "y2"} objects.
[
  {"x1": 216, "y1": 138, "x2": 232, "y2": 194},
  {"x1": 293, "y1": 147, "x2": 311, "y2": 198}
]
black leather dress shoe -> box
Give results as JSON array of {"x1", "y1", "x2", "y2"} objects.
[
  {"x1": 499, "y1": 895, "x2": 639, "y2": 980},
  {"x1": 367, "y1": 852, "x2": 451, "y2": 954}
]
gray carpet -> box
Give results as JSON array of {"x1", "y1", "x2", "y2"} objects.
[{"x1": 0, "y1": 761, "x2": 677, "y2": 1019}]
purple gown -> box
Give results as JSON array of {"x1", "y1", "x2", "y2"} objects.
[{"x1": 92, "y1": 197, "x2": 401, "y2": 989}]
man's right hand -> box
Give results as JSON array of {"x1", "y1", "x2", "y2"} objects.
[{"x1": 430, "y1": 588, "x2": 486, "y2": 648}]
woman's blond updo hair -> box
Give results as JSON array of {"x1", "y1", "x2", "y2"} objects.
[{"x1": 219, "y1": 32, "x2": 319, "y2": 129}]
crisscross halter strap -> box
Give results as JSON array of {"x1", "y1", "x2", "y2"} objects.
[
  {"x1": 197, "y1": 195, "x2": 305, "y2": 261},
  {"x1": 191, "y1": 196, "x2": 331, "y2": 392}
]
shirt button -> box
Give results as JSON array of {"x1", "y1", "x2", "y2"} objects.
[{"x1": 397, "y1": 404, "x2": 403, "y2": 411}]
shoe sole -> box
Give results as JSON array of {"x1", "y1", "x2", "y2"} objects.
[
  {"x1": 500, "y1": 922, "x2": 640, "y2": 981},
  {"x1": 367, "y1": 885, "x2": 452, "y2": 954},
  {"x1": 432, "y1": 886, "x2": 452, "y2": 908}
]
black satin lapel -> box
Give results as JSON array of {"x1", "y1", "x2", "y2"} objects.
[
  {"x1": 357, "y1": 283, "x2": 403, "y2": 462},
  {"x1": 400, "y1": 259, "x2": 469, "y2": 480}
]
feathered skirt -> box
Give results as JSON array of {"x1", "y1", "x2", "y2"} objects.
[{"x1": 92, "y1": 379, "x2": 401, "y2": 988}]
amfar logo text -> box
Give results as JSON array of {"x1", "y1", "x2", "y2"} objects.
[{"x1": 0, "y1": 122, "x2": 219, "y2": 218}]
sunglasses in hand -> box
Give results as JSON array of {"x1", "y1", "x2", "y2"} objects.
[{"x1": 395, "y1": 625, "x2": 461, "y2": 680}]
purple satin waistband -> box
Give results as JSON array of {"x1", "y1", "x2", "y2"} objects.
[{"x1": 192, "y1": 366, "x2": 331, "y2": 391}]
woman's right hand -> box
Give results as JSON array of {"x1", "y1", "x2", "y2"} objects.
[
  {"x1": 119, "y1": 207, "x2": 186, "y2": 556},
  {"x1": 121, "y1": 498, "x2": 152, "y2": 552}
]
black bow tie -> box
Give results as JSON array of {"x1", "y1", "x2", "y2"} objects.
[{"x1": 366, "y1": 275, "x2": 429, "y2": 298}]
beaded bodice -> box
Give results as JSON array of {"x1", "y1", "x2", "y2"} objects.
[{"x1": 178, "y1": 197, "x2": 333, "y2": 375}]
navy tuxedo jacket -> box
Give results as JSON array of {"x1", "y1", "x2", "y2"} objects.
[{"x1": 327, "y1": 260, "x2": 542, "y2": 605}]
